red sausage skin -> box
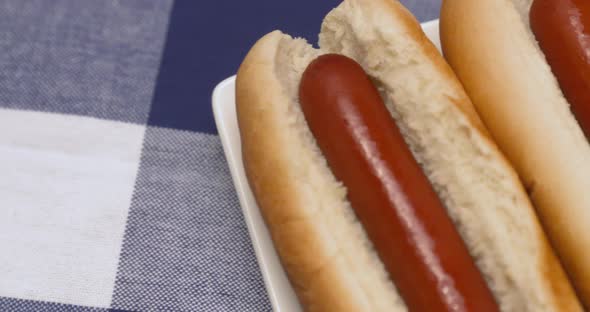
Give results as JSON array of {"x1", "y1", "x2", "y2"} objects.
[
  {"x1": 298, "y1": 54, "x2": 499, "y2": 312},
  {"x1": 530, "y1": 0, "x2": 590, "y2": 139}
]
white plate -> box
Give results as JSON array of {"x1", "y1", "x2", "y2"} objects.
[{"x1": 212, "y1": 19, "x2": 440, "y2": 312}]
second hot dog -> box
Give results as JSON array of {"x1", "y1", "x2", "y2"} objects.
[
  {"x1": 441, "y1": 0, "x2": 590, "y2": 306},
  {"x1": 530, "y1": 0, "x2": 590, "y2": 139}
]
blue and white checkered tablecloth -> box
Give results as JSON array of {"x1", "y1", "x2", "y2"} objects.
[{"x1": 0, "y1": 0, "x2": 441, "y2": 311}]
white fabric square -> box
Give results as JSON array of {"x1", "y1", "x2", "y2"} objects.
[{"x1": 0, "y1": 108, "x2": 145, "y2": 308}]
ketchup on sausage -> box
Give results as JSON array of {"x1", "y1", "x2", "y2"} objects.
[
  {"x1": 530, "y1": 0, "x2": 590, "y2": 139},
  {"x1": 298, "y1": 54, "x2": 499, "y2": 312}
]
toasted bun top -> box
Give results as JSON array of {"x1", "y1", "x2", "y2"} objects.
[
  {"x1": 441, "y1": 0, "x2": 590, "y2": 306},
  {"x1": 237, "y1": 0, "x2": 581, "y2": 310}
]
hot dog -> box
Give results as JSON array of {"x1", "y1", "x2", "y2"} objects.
[
  {"x1": 299, "y1": 54, "x2": 499, "y2": 311},
  {"x1": 441, "y1": 0, "x2": 590, "y2": 307},
  {"x1": 236, "y1": 0, "x2": 582, "y2": 311},
  {"x1": 530, "y1": 0, "x2": 590, "y2": 139}
]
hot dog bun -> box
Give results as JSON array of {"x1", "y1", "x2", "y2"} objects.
[
  {"x1": 440, "y1": 0, "x2": 590, "y2": 307},
  {"x1": 236, "y1": 0, "x2": 581, "y2": 310}
]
